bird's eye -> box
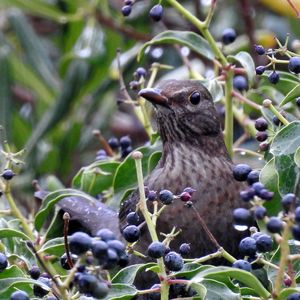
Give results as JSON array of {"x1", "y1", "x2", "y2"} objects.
[{"x1": 188, "y1": 91, "x2": 201, "y2": 105}]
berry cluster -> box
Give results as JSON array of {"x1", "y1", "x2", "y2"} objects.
[
  {"x1": 129, "y1": 67, "x2": 147, "y2": 91},
  {"x1": 254, "y1": 43, "x2": 300, "y2": 84},
  {"x1": 96, "y1": 135, "x2": 133, "y2": 161},
  {"x1": 121, "y1": 1, "x2": 164, "y2": 22}
]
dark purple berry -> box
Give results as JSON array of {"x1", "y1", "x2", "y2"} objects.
[
  {"x1": 104, "y1": 248, "x2": 119, "y2": 269},
  {"x1": 239, "y1": 237, "x2": 257, "y2": 257},
  {"x1": 233, "y1": 164, "x2": 252, "y2": 181},
  {"x1": 0, "y1": 253, "x2": 7, "y2": 272},
  {"x1": 222, "y1": 28, "x2": 236, "y2": 45},
  {"x1": 10, "y1": 291, "x2": 30, "y2": 300},
  {"x1": 164, "y1": 251, "x2": 184, "y2": 271},
  {"x1": 281, "y1": 193, "x2": 297, "y2": 212},
  {"x1": 295, "y1": 206, "x2": 300, "y2": 223},
  {"x1": 247, "y1": 170, "x2": 260, "y2": 185},
  {"x1": 268, "y1": 71, "x2": 279, "y2": 84},
  {"x1": 255, "y1": 118, "x2": 268, "y2": 131},
  {"x1": 158, "y1": 189, "x2": 174, "y2": 205},
  {"x1": 147, "y1": 190, "x2": 157, "y2": 201},
  {"x1": 120, "y1": 136, "x2": 132, "y2": 149},
  {"x1": 233, "y1": 76, "x2": 248, "y2": 91},
  {"x1": 149, "y1": 284, "x2": 161, "y2": 300},
  {"x1": 136, "y1": 67, "x2": 147, "y2": 78},
  {"x1": 69, "y1": 232, "x2": 92, "y2": 255},
  {"x1": 296, "y1": 97, "x2": 300, "y2": 107},
  {"x1": 28, "y1": 265, "x2": 40, "y2": 279},
  {"x1": 233, "y1": 208, "x2": 252, "y2": 226},
  {"x1": 78, "y1": 274, "x2": 98, "y2": 293},
  {"x1": 272, "y1": 115, "x2": 281, "y2": 126},
  {"x1": 91, "y1": 281, "x2": 109, "y2": 299},
  {"x1": 232, "y1": 259, "x2": 252, "y2": 271},
  {"x1": 247, "y1": 255, "x2": 264, "y2": 269},
  {"x1": 107, "y1": 239, "x2": 126, "y2": 255},
  {"x1": 33, "y1": 277, "x2": 51, "y2": 297},
  {"x1": 255, "y1": 66, "x2": 266, "y2": 75},
  {"x1": 286, "y1": 293, "x2": 300, "y2": 300},
  {"x1": 256, "y1": 131, "x2": 268, "y2": 142},
  {"x1": 251, "y1": 182, "x2": 265, "y2": 194},
  {"x1": 288, "y1": 57, "x2": 300, "y2": 74},
  {"x1": 239, "y1": 189, "x2": 254, "y2": 202},
  {"x1": 118, "y1": 252, "x2": 130, "y2": 267},
  {"x1": 179, "y1": 243, "x2": 191, "y2": 256},
  {"x1": 122, "y1": 225, "x2": 140, "y2": 243},
  {"x1": 108, "y1": 137, "x2": 119, "y2": 150},
  {"x1": 254, "y1": 206, "x2": 267, "y2": 220},
  {"x1": 149, "y1": 4, "x2": 163, "y2": 22},
  {"x1": 258, "y1": 189, "x2": 274, "y2": 201},
  {"x1": 60, "y1": 253, "x2": 77, "y2": 270},
  {"x1": 179, "y1": 191, "x2": 191, "y2": 202},
  {"x1": 2, "y1": 169, "x2": 15, "y2": 180},
  {"x1": 121, "y1": 5, "x2": 132, "y2": 16},
  {"x1": 266, "y1": 217, "x2": 283, "y2": 233},
  {"x1": 126, "y1": 212, "x2": 141, "y2": 225},
  {"x1": 96, "y1": 228, "x2": 115, "y2": 241},
  {"x1": 292, "y1": 225, "x2": 300, "y2": 241},
  {"x1": 148, "y1": 241, "x2": 166, "y2": 258},
  {"x1": 256, "y1": 234, "x2": 273, "y2": 252},
  {"x1": 92, "y1": 240, "x2": 108, "y2": 260},
  {"x1": 259, "y1": 142, "x2": 270, "y2": 152},
  {"x1": 254, "y1": 45, "x2": 265, "y2": 55},
  {"x1": 121, "y1": 146, "x2": 133, "y2": 158}
]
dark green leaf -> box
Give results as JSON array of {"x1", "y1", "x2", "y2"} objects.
[
  {"x1": 278, "y1": 288, "x2": 300, "y2": 300},
  {"x1": 279, "y1": 84, "x2": 300, "y2": 107},
  {"x1": 228, "y1": 51, "x2": 255, "y2": 84},
  {"x1": 102, "y1": 284, "x2": 137, "y2": 300},
  {"x1": 138, "y1": 31, "x2": 214, "y2": 61},
  {"x1": 0, "y1": 228, "x2": 30, "y2": 241},
  {"x1": 112, "y1": 263, "x2": 156, "y2": 284},
  {"x1": 38, "y1": 237, "x2": 65, "y2": 256},
  {"x1": 295, "y1": 147, "x2": 300, "y2": 167},
  {"x1": 190, "y1": 282, "x2": 207, "y2": 299}
]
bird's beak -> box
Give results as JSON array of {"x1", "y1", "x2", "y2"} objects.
[{"x1": 138, "y1": 88, "x2": 169, "y2": 108}]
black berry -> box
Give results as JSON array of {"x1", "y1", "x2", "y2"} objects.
[
  {"x1": 126, "y1": 212, "x2": 141, "y2": 225},
  {"x1": 256, "y1": 234, "x2": 273, "y2": 252},
  {"x1": 0, "y1": 253, "x2": 8, "y2": 272},
  {"x1": 257, "y1": 189, "x2": 274, "y2": 201},
  {"x1": 147, "y1": 241, "x2": 166, "y2": 258},
  {"x1": 96, "y1": 228, "x2": 116, "y2": 241},
  {"x1": 255, "y1": 66, "x2": 266, "y2": 75},
  {"x1": 2, "y1": 169, "x2": 15, "y2": 180},
  {"x1": 158, "y1": 189, "x2": 174, "y2": 205},
  {"x1": 255, "y1": 118, "x2": 268, "y2": 131},
  {"x1": 69, "y1": 232, "x2": 92, "y2": 255},
  {"x1": 122, "y1": 225, "x2": 140, "y2": 243},
  {"x1": 256, "y1": 131, "x2": 268, "y2": 142},
  {"x1": 292, "y1": 225, "x2": 300, "y2": 241},
  {"x1": 147, "y1": 190, "x2": 157, "y2": 201},
  {"x1": 232, "y1": 259, "x2": 252, "y2": 271},
  {"x1": 107, "y1": 239, "x2": 126, "y2": 255},
  {"x1": 10, "y1": 291, "x2": 30, "y2": 300},
  {"x1": 288, "y1": 57, "x2": 300, "y2": 74},
  {"x1": 149, "y1": 4, "x2": 164, "y2": 21},
  {"x1": 222, "y1": 28, "x2": 236, "y2": 45},
  {"x1": 239, "y1": 237, "x2": 257, "y2": 257},
  {"x1": 286, "y1": 293, "x2": 300, "y2": 300},
  {"x1": 78, "y1": 274, "x2": 98, "y2": 293},
  {"x1": 259, "y1": 142, "x2": 270, "y2": 152},
  {"x1": 233, "y1": 164, "x2": 252, "y2": 181},
  {"x1": 281, "y1": 193, "x2": 297, "y2": 212},
  {"x1": 251, "y1": 182, "x2": 265, "y2": 194},
  {"x1": 254, "y1": 45, "x2": 265, "y2": 55},
  {"x1": 164, "y1": 251, "x2": 184, "y2": 271},
  {"x1": 92, "y1": 240, "x2": 109, "y2": 260},
  {"x1": 60, "y1": 253, "x2": 78, "y2": 270},
  {"x1": 272, "y1": 115, "x2": 281, "y2": 126},
  {"x1": 121, "y1": 5, "x2": 131, "y2": 16},
  {"x1": 247, "y1": 170, "x2": 260, "y2": 185},
  {"x1": 33, "y1": 277, "x2": 51, "y2": 297},
  {"x1": 266, "y1": 217, "x2": 283, "y2": 233},
  {"x1": 108, "y1": 137, "x2": 119, "y2": 150},
  {"x1": 268, "y1": 71, "x2": 279, "y2": 84},
  {"x1": 104, "y1": 248, "x2": 119, "y2": 269},
  {"x1": 239, "y1": 189, "x2": 254, "y2": 202},
  {"x1": 295, "y1": 206, "x2": 300, "y2": 223},
  {"x1": 296, "y1": 97, "x2": 300, "y2": 107},
  {"x1": 136, "y1": 67, "x2": 147, "y2": 78},
  {"x1": 120, "y1": 136, "x2": 132, "y2": 149},
  {"x1": 179, "y1": 243, "x2": 191, "y2": 256},
  {"x1": 91, "y1": 281, "x2": 110, "y2": 299},
  {"x1": 233, "y1": 208, "x2": 252, "y2": 226},
  {"x1": 233, "y1": 76, "x2": 248, "y2": 91},
  {"x1": 28, "y1": 265, "x2": 41, "y2": 279},
  {"x1": 254, "y1": 206, "x2": 267, "y2": 220}
]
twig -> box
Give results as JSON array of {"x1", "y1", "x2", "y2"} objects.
[
  {"x1": 232, "y1": 90, "x2": 262, "y2": 110},
  {"x1": 287, "y1": 0, "x2": 300, "y2": 18},
  {"x1": 63, "y1": 213, "x2": 74, "y2": 269}
]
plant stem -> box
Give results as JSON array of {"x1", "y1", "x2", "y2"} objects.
[
  {"x1": 273, "y1": 222, "x2": 291, "y2": 298},
  {"x1": 132, "y1": 152, "x2": 169, "y2": 300},
  {"x1": 4, "y1": 189, "x2": 34, "y2": 240}
]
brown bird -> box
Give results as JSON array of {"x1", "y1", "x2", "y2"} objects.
[{"x1": 119, "y1": 79, "x2": 247, "y2": 259}]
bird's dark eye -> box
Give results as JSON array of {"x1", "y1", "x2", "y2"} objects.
[{"x1": 189, "y1": 91, "x2": 201, "y2": 105}]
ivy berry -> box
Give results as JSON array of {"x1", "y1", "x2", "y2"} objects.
[{"x1": 222, "y1": 28, "x2": 236, "y2": 45}]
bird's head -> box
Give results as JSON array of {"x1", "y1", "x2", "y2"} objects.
[{"x1": 138, "y1": 80, "x2": 221, "y2": 144}]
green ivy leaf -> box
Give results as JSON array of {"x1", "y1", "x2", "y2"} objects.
[
  {"x1": 279, "y1": 84, "x2": 300, "y2": 107},
  {"x1": 0, "y1": 228, "x2": 30, "y2": 241},
  {"x1": 102, "y1": 283, "x2": 137, "y2": 300},
  {"x1": 278, "y1": 288, "x2": 300, "y2": 300},
  {"x1": 112, "y1": 263, "x2": 156, "y2": 284},
  {"x1": 138, "y1": 31, "x2": 214, "y2": 61},
  {"x1": 270, "y1": 121, "x2": 300, "y2": 156},
  {"x1": 190, "y1": 281, "x2": 207, "y2": 299},
  {"x1": 37, "y1": 237, "x2": 65, "y2": 256},
  {"x1": 72, "y1": 161, "x2": 120, "y2": 196},
  {"x1": 294, "y1": 146, "x2": 300, "y2": 167},
  {"x1": 228, "y1": 51, "x2": 255, "y2": 84},
  {"x1": 202, "y1": 79, "x2": 224, "y2": 102}
]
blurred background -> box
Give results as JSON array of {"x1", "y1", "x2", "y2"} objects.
[{"x1": 0, "y1": 0, "x2": 299, "y2": 195}]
